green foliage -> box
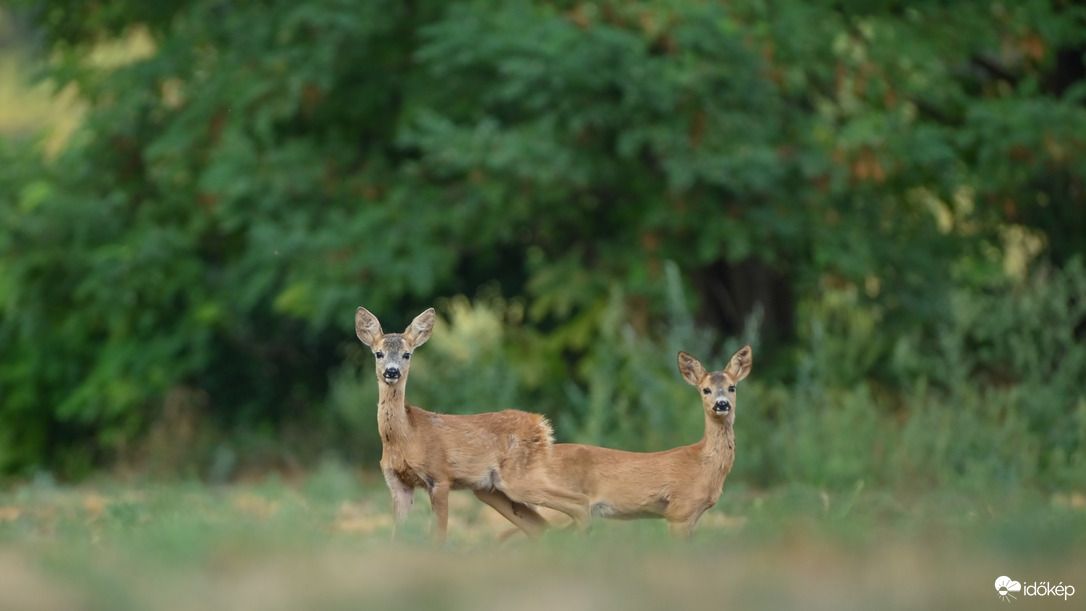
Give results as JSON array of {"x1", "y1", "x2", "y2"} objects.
[
  {"x1": 737, "y1": 259, "x2": 1086, "y2": 490},
  {"x1": 1, "y1": 0, "x2": 1085, "y2": 486},
  {"x1": 552, "y1": 262, "x2": 755, "y2": 450}
]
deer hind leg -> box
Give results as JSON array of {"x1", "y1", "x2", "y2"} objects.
[
  {"x1": 502, "y1": 477, "x2": 590, "y2": 533},
  {"x1": 540, "y1": 489, "x2": 592, "y2": 533},
  {"x1": 427, "y1": 480, "x2": 451, "y2": 543},
  {"x1": 383, "y1": 470, "x2": 415, "y2": 539},
  {"x1": 472, "y1": 489, "x2": 549, "y2": 540}
]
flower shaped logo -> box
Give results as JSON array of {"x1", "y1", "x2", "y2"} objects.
[{"x1": 995, "y1": 576, "x2": 1022, "y2": 602}]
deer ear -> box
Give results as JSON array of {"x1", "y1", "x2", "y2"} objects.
[
  {"x1": 677, "y1": 351, "x2": 707, "y2": 387},
  {"x1": 403, "y1": 307, "x2": 435, "y2": 347},
  {"x1": 355, "y1": 307, "x2": 383, "y2": 347},
  {"x1": 726, "y1": 345, "x2": 752, "y2": 382}
]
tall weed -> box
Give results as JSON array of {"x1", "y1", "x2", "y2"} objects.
[{"x1": 288, "y1": 261, "x2": 1086, "y2": 492}]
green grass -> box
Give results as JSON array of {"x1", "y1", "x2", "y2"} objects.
[{"x1": 2, "y1": 463, "x2": 1084, "y2": 611}]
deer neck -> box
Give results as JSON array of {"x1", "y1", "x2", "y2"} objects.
[
  {"x1": 699, "y1": 411, "x2": 735, "y2": 470},
  {"x1": 376, "y1": 380, "x2": 412, "y2": 443}
]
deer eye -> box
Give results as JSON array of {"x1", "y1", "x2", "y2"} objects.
[
  {"x1": 728, "y1": 386, "x2": 736, "y2": 393},
  {"x1": 403, "y1": 353, "x2": 411, "y2": 360},
  {"x1": 375, "y1": 351, "x2": 384, "y2": 359},
  {"x1": 702, "y1": 388, "x2": 711, "y2": 395}
]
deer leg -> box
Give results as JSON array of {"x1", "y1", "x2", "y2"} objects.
[
  {"x1": 668, "y1": 519, "x2": 696, "y2": 540},
  {"x1": 666, "y1": 503, "x2": 709, "y2": 540},
  {"x1": 687, "y1": 505, "x2": 711, "y2": 534},
  {"x1": 427, "y1": 481, "x2": 451, "y2": 542},
  {"x1": 538, "y1": 487, "x2": 591, "y2": 533},
  {"x1": 473, "y1": 489, "x2": 549, "y2": 540},
  {"x1": 383, "y1": 470, "x2": 414, "y2": 538},
  {"x1": 502, "y1": 478, "x2": 590, "y2": 533}
]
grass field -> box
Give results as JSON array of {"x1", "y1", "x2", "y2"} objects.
[{"x1": 2, "y1": 463, "x2": 1083, "y2": 611}]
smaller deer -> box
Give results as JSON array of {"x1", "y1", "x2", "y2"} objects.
[
  {"x1": 545, "y1": 346, "x2": 752, "y2": 538},
  {"x1": 355, "y1": 306, "x2": 589, "y2": 542}
]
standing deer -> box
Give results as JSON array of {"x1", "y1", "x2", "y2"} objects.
[
  {"x1": 544, "y1": 346, "x2": 752, "y2": 539},
  {"x1": 354, "y1": 306, "x2": 589, "y2": 542}
]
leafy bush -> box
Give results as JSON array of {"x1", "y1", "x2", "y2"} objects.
[
  {"x1": 736, "y1": 259, "x2": 1086, "y2": 490},
  {"x1": 2, "y1": 0, "x2": 1085, "y2": 484}
]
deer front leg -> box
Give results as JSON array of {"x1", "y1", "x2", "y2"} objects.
[
  {"x1": 428, "y1": 480, "x2": 451, "y2": 542},
  {"x1": 383, "y1": 469, "x2": 414, "y2": 538},
  {"x1": 667, "y1": 519, "x2": 695, "y2": 540},
  {"x1": 473, "y1": 489, "x2": 549, "y2": 540},
  {"x1": 666, "y1": 503, "x2": 710, "y2": 540}
]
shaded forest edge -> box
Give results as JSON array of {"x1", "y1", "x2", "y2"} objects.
[{"x1": 0, "y1": 1, "x2": 1084, "y2": 486}]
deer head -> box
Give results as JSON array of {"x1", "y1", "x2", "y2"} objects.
[
  {"x1": 355, "y1": 307, "x2": 435, "y2": 386},
  {"x1": 677, "y1": 346, "x2": 752, "y2": 420}
]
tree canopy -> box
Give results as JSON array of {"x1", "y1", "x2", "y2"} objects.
[{"x1": 2, "y1": 0, "x2": 1084, "y2": 481}]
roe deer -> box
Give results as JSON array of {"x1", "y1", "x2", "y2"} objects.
[
  {"x1": 545, "y1": 346, "x2": 752, "y2": 539},
  {"x1": 355, "y1": 306, "x2": 589, "y2": 541}
]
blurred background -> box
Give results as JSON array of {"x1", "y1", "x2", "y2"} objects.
[{"x1": 1, "y1": 0, "x2": 1084, "y2": 494}]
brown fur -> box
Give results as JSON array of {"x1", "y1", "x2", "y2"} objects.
[
  {"x1": 355, "y1": 306, "x2": 589, "y2": 542},
  {"x1": 546, "y1": 346, "x2": 752, "y2": 539}
]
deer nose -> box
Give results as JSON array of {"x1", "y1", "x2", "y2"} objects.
[
  {"x1": 383, "y1": 367, "x2": 400, "y2": 379},
  {"x1": 714, "y1": 399, "x2": 731, "y2": 412}
]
